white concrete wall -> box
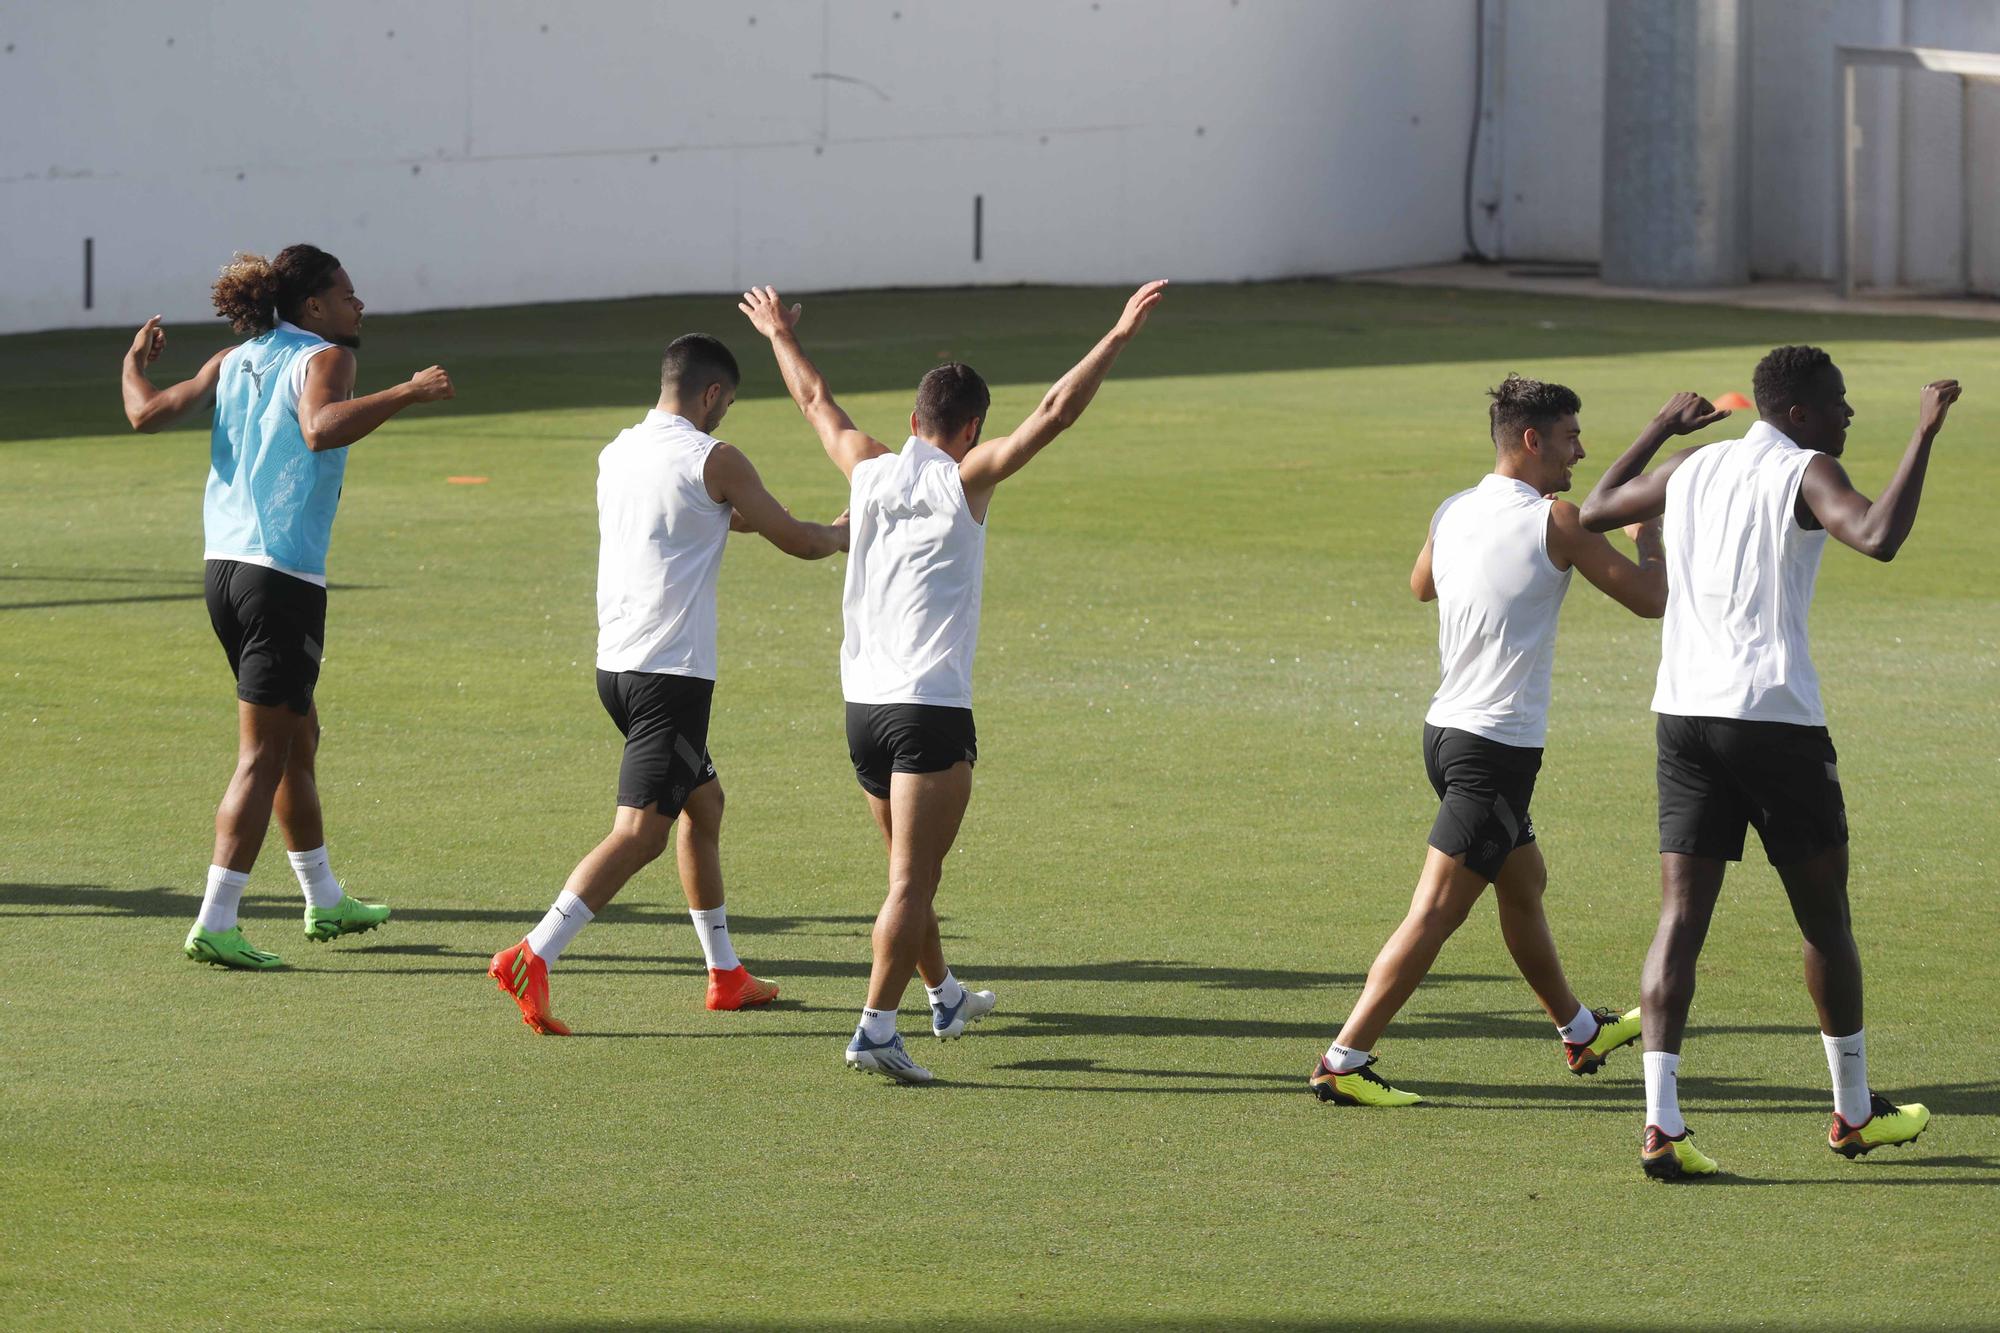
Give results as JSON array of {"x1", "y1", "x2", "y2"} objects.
[
  {"x1": 1480, "y1": 0, "x2": 1608, "y2": 264},
  {"x1": 1485, "y1": 0, "x2": 2000, "y2": 290},
  {"x1": 0, "y1": 0, "x2": 1482, "y2": 335}
]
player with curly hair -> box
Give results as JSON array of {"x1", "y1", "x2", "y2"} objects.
[
  {"x1": 120, "y1": 245, "x2": 454, "y2": 969},
  {"x1": 1582, "y1": 345, "x2": 1963, "y2": 1179},
  {"x1": 1307, "y1": 375, "x2": 1678, "y2": 1109}
]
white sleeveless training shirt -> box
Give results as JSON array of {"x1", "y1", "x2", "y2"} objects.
[
  {"x1": 1423, "y1": 473, "x2": 1574, "y2": 748},
  {"x1": 1653, "y1": 420, "x2": 1829, "y2": 725},
  {"x1": 841, "y1": 437, "x2": 988, "y2": 707},
  {"x1": 594, "y1": 410, "x2": 732, "y2": 679}
]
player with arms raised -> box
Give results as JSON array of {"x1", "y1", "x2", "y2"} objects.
[
  {"x1": 1310, "y1": 376, "x2": 1671, "y2": 1107},
  {"x1": 120, "y1": 245, "x2": 453, "y2": 969},
  {"x1": 742, "y1": 280, "x2": 1168, "y2": 1082},
  {"x1": 1581, "y1": 347, "x2": 1961, "y2": 1179}
]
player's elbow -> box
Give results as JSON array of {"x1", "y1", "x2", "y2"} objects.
[
  {"x1": 1577, "y1": 497, "x2": 1613, "y2": 532},
  {"x1": 128, "y1": 408, "x2": 159, "y2": 433}
]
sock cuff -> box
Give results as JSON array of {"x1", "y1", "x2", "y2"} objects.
[
  {"x1": 555, "y1": 889, "x2": 595, "y2": 923},
  {"x1": 285, "y1": 846, "x2": 329, "y2": 869},
  {"x1": 207, "y1": 865, "x2": 250, "y2": 888}
]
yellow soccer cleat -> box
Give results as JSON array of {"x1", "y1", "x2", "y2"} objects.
[
  {"x1": 1830, "y1": 1093, "x2": 1931, "y2": 1159},
  {"x1": 1564, "y1": 1005, "x2": 1643, "y2": 1076},
  {"x1": 1641, "y1": 1125, "x2": 1720, "y2": 1181},
  {"x1": 1309, "y1": 1056, "x2": 1424, "y2": 1107}
]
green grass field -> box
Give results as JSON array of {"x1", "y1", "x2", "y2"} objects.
[{"x1": 3, "y1": 280, "x2": 1997, "y2": 1332}]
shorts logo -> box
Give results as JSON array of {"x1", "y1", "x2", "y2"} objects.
[
  {"x1": 1824, "y1": 762, "x2": 1840, "y2": 784},
  {"x1": 303, "y1": 635, "x2": 323, "y2": 665}
]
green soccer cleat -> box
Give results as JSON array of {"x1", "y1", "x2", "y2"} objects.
[
  {"x1": 303, "y1": 894, "x2": 391, "y2": 942},
  {"x1": 184, "y1": 924, "x2": 285, "y2": 970},
  {"x1": 1641, "y1": 1125, "x2": 1720, "y2": 1180},
  {"x1": 1309, "y1": 1055, "x2": 1424, "y2": 1107},
  {"x1": 1829, "y1": 1093, "x2": 1931, "y2": 1158},
  {"x1": 1565, "y1": 1005, "x2": 1643, "y2": 1076}
]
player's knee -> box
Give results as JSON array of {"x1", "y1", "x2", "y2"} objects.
[
  {"x1": 614, "y1": 821, "x2": 672, "y2": 864},
  {"x1": 683, "y1": 782, "x2": 724, "y2": 834}
]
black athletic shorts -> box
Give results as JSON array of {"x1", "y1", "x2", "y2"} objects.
[
  {"x1": 845, "y1": 702, "x2": 977, "y2": 799},
  {"x1": 1656, "y1": 714, "x2": 1847, "y2": 866},
  {"x1": 204, "y1": 559, "x2": 327, "y2": 716},
  {"x1": 595, "y1": 669, "x2": 718, "y2": 817},
  {"x1": 1423, "y1": 723, "x2": 1541, "y2": 881}
]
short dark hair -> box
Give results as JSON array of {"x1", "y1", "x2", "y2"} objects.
[
  {"x1": 1488, "y1": 373, "x2": 1581, "y2": 448},
  {"x1": 661, "y1": 333, "x2": 739, "y2": 398},
  {"x1": 1752, "y1": 345, "x2": 1837, "y2": 415},
  {"x1": 913, "y1": 362, "x2": 990, "y2": 441}
]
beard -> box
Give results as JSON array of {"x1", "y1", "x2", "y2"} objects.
[{"x1": 332, "y1": 332, "x2": 362, "y2": 349}]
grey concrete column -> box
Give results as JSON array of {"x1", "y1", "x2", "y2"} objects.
[{"x1": 1601, "y1": 0, "x2": 1750, "y2": 287}]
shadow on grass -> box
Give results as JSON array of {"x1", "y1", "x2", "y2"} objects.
[
  {"x1": 0, "y1": 884, "x2": 871, "y2": 935},
  {"x1": 0, "y1": 570, "x2": 377, "y2": 612},
  {"x1": 436, "y1": 1317, "x2": 1993, "y2": 1332},
  {"x1": 11, "y1": 279, "x2": 1992, "y2": 443}
]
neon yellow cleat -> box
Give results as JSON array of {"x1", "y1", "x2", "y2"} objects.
[
  {"x1": 1830, "y1": 1093, "x2": 1931, "y2": 1158},
  {"x1": 1309, "y1": 1056, "x2": 1424, "y2": 1107},
  {"x1": 304, "y1": 894, "x2": 390, "y2": 942},
  {"x1": 1565, "y1": 1005, "x2": 1643, "y2": 1076},
  {"x1": 1641, "y1": 1125, "x2": 1720, "y2": 1180},
  {"x1": 184, "y1": 924, "x2": 284, "y2": 970}
]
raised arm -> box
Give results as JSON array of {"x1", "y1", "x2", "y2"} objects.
[
  {"x1": 1548, "y1": 501, "x2": 1667, "y2": 618},
  {"x1": 957, "y1": 280, "x2": 1168, "y2": 497},
  {"x1": 1796, "y1": 379, "x2": 1961, "y2": 561},
  {"x1": 122, "y1": 318, "x2": 230, "y2": 432},
  {"x1": 1578, "y1": 392, "x2": 1732, "y2": 531},
  {"x1": 738, "y1": 286, "x2": 889, "y2": 480},
  {"x1": 704, "y1": 443, "x2": 848, "y2": 560},
  {"x1": 296, "y1": 349, "x2": 454, "y2": 453}
]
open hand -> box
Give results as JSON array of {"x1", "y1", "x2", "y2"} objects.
[
  {"x1": 1654, "y1": 391, "x2": 1730, "y2": 436},
  {"x1": 1918, "y1": 379, "x2": 1962, "y2": 435},
  {"x1": 407, "y1": 365, "x2": 454, "y2": 402},
  {"x1": 738, "y1": 286, "x2": 803, "y2": 338},
  {"x1": 129, "y1": 317, "x2": 165, "y2": 367},
  {"x1": 1114, "y1": 280, "x2": 1170, "y2": 338}
]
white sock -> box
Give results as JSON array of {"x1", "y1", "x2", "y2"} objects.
[
  {"x1": 1643, "y1": 1051, "x2": 1685, "y2": 1137},
  {"x1": 1823, "y1": 1029, "x2": 1870, "y2": 1124},
  {"x1": 525, "y1": 890, "x2": 593, "y2": 968},
  {"x1": 1322, "y1": 1040, "x2": 1369, "y2": 1073},
  {"x1": 688, "y1": 905, "x2": 740, "y2": 971},
  {"x1": 286, "y1": 845, "x2": 343, "y2": 909},
  {"x1": 1557, "y1": 1002, "x2": 1598, "y2": 1044},
  {"x1": 925, "y1": 971, "x2": 966, "y2": 1009},
  {"x1": 857, "y1": 1006, "x2": 897, "y2": 1043},
  {"x1": 196, "y1": 865, "x2": 250, "y2": 933}
]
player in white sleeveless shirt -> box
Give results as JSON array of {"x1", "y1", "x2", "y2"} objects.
[
  {"x1": 1309, "y1": 376, "x2": 1671, "y2": 1108},
  {"x1": 489, "y1": 335, "x2": 848, "y2": 1036},
  {"x1": 742, "y1": 280, "x2": 1168, "y2": 1083},
  {"x1": 1583, "y1": 347, "x2": 1962, "y2": 1179}
]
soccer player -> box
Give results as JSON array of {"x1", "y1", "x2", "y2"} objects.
[
  {"x1": 121, "y1": 245, "x2": 453, "y2": 969},
  {"x1": 1581, "y1": 348, "x2": 1960, "y2": 1179},
  {"x1": 740, "y1": 280, "x2": 1168, "y2": 1083},
  {"x1": 489, "y1": 334, "x2": 849, "y2": 1035},
  {"x1": 1309, "y1": 375, "x2": 1671, "y2": 1107}
]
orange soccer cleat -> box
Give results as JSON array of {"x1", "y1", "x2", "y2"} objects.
[
  {"x1": 706, "y1": 964, "x2": 779, "y2": 1011},
  {"x1": 489, "y1": 940, "x2": 571, "y2": 1036}
]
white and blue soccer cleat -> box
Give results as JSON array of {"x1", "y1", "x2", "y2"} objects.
[
  {"x1": 931, "y1": 987, "x2": 998, "y2": 1040},
  {"x1": 844, "y1": 1030, "x2": 934, "y2": 1084}
]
